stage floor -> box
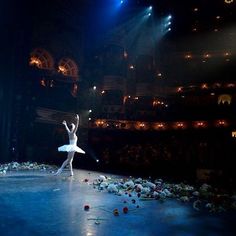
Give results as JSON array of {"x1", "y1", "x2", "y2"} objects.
[{"x1": 0, "y1": 169, "x2": 236, "y2": 236}]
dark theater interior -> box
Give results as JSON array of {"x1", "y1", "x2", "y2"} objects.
[{"x1": 1, "y1": 0, "x2": 236, "y2": 235}]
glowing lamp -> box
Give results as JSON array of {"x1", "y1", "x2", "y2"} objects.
[
  {"x1": 227, "y1": 83, "x2": 235, "y2": 88},
  {"x1": 177, "y1": 123, "x2": 184, "y2": 128},
  {"x1": 204, "y1": 54, "x2": 211, "y2": 58},
  {"x1": 232, "y1": 131, "x2": 236, "y2": 138},
  {"x1": 224, "y1": 52, "x2": 230, "y2": 57},
  {"x1": 30, "y1": 57, "x2": 42, "y2": 68},
  {"x1": 201, "y1": 84, "x2": 208, "y2": 89},
  {"x1": 218, "y1": 120, "x2": 225, "y2": 125},
  {"x1": 185, "y1": 54, "x2": 192, "y2": 59},
  {"x1": 225, "y1": 0, "x2": 234, "y2": 4}
]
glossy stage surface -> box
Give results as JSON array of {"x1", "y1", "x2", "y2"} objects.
[{"x1": 0, "y1": 169, "x2": 235, "y2": 236}]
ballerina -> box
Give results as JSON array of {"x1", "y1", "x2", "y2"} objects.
[{"x1": 55, "y1": 114, "x2": 85, "y2": 176}]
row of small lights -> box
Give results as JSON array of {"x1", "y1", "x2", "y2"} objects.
[
  {"x1": 127, "y1": 51, "x2": 232, "y2": 71},
  {"x1": 177, "y1": 82, "x2": 236, "y2": 93},
  {"x1": 93, "y1": 119, "x2": 229, "y2": 130},
  {"x1": 123, "y1": 95, "x2": 168, "y2": 107},
  {"x1": 94, "y1": 81, "x2": 236, "y2": 97},
  {"x1": 184, "y1": 52, "x2": 232, "y2": 61},
  {"x1": 93, "y1": 84, "x2": 234, "y2": 105},
  {"x1": 96, "y1": 90, "x2": 169, "y2": 107}
]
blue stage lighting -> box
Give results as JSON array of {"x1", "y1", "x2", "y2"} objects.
[
  {"x1": 148, "y1": 13, "x2": 152, "y2": 16},
  {"x1": 149, "y1": 6, "x2": 153, "y2": 10},
  {"x1": 164, "y1": 22, "x2": 171, "y2": 27},
  {"x1": 120, "y1": 0, "x2": 124, "y2": 4},
  {"x1": 168, "y1": 28, "x2": 171, "y2": 31},
  {"x1": 168, "y1": 15, "x2": 172, "y2": 20}
]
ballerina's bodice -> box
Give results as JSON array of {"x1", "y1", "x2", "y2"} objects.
[{"x1": 69, "y1": 136, "x2": 77, "y2": 145}]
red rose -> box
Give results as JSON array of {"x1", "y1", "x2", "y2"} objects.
[
  {"x1": 123, "y1": 207, "x2": 129, "y2": 214},
  {"x1": 84, "y1": 205, "x2": 90, "y2": 211}
]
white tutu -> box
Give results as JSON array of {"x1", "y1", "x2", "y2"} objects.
[{"x1": 58, "y1": 144, "x2": 85, "y2": 154}]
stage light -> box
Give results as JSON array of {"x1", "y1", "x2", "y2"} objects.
[
  {"x1": 148, "y1": 13, "x2": 152, "y2": 16},
  {"x1": 168, "y1": 21, "x2": 171, "y2": 25},
  {"x1": 149, "y1": 6, "x2": 152, "y2": 10},
  {"x1": 120, "y1": 0, "x2": 124, "y2": 4},
  {"x1": 89, "y1": 118, "x2": 91, "y2": 121},
  {"x1": 89, "y1": 110, "x2": 92, "y2": 113},
  {"x1": 93, "y1": 86, "x2": 96, "y2": 90},
  {"x1": 168, "y1": 15, "x2": 172, "y2": 20},
  {"x1": 96, "y1": 159, "x2": 99, "y2": 163},
  {"x1": 168, "y1": 28, "x2": 171, "y2": 31}
]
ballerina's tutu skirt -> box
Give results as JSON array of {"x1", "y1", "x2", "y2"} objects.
[{"x1": 58, "y1": 144, "x2": 85, "y2": 154}]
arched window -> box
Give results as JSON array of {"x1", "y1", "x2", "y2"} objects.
[
  {"x1": 29, "y1": 48, "x2": 54, "y2": 69},
  {"x1": 58, "y1": 58, "x2": 79, "y2": 80},
  {"x1": 218, "y1": 94, "x2": 232, "y2": 105}
]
